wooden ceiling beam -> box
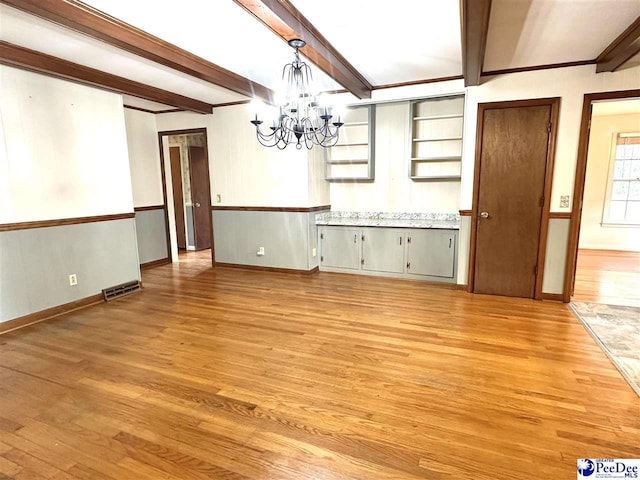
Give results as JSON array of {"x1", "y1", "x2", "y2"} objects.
[
  {"x1": 0, "y1": 41, "x2": 214, "y2": 114},
  {"x1": 596, "y1": 16, "x2": 640, "y2": 73},
  {"x1": 233, "y1": 0, "x2": 372, "y2": 99},
  {"x1": 460, "y1": 0, "x2": 492, "y2": 87},
  {"x1": 1, "y1": 0, "x2": 272, "y2": 101}
]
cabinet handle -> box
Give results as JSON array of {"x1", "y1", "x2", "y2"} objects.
[
  {"x1": 449, "y1": 238, "x2": 452, "y2": 248},
  {"x1": 354, "y1": 234, "x2": 357, "y2": 244},
  {"x1": 399, "y1": 237, "x2": 402, "y2": 245}
]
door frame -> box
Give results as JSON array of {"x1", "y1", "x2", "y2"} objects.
[
  {"x1": 157, "y1": 128, "x2": 215, "y2": 266},
  {"x1": 467, "y1": 97, "x2": 560, "y2": 299},
  {"x1": 563, "y1": 89, "x2": 640, "y2": 302}
]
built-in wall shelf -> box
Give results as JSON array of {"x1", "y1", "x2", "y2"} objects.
[
  {"x1": 412, "y1": 137, "x2": 463, "y2": 143},
  {"x1": 410, "y1": 175, "x2": 462, "y2": 181},
  {"x1": 413, "y1": 114, "x2": 463, "y2": 121},
  {"x1": 411, "y1": 156, "x2": 462, "y2": 162},
  {"x1": 326, "y1": 159, "x2": 370, "y2": 165},
  {"x1": 325, "y1": 104, "x2": 375, "y2": 182},
  {"x1": 409, "y1": 95, "x2": 464, "y2": 182}
]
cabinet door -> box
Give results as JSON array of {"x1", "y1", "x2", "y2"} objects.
[
  {"x1": 361, "y1": 228, "x2": 405, "y2": 273},
  {"x1": 320, "y1": 227, "x2": 361, "y2": 269},
  {"x1": 407, "y1": 230, "x2": 456, "y2": 278}
]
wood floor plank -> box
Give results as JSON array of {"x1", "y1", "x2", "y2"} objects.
[{"x1": 0, "y1": 250, "x2": 638, "y2": 479}]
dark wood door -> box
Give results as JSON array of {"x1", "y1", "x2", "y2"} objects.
[
  {"x1": 473, "y1": 105, "x2": 551, "y2": 298},
  {"x1": 169, "y1": 146, "x2": 186, "y2": 249},
  {"x1": 188, "y1": 145, "x2": 211, "y2": 250}
]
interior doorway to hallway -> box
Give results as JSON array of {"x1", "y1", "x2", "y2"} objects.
[{"x1": 158, "y1": 128, "x2": 213, "y2": 266}]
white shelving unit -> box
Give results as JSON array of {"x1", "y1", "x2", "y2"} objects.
[
  {"x1": 409, "y1": 96, "x2": 464, "y2": 181},
  {"x1": 325, "y1": 105, "x2": 375, "y2": 182}
]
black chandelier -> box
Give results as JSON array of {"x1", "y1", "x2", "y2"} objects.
[{"x1": 250, "y1": 39, "x2": 343, "y2": 150}]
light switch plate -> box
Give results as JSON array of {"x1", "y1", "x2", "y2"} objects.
[{"x1": 560, "y1": 195, "x2": 570, "y2": 209}]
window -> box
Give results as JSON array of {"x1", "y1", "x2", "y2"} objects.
[{"x1": 603, "y1": 133, "x2": 640, "y2": 225}]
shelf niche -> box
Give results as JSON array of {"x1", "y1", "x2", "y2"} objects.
[
  {"x1": 409, "y1": 96, "x2": 464, "y2": 181},
  {"x1": 325, "y1": 105, "x2": 375, "y2": 182}
]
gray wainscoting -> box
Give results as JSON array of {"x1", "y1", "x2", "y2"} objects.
[
  {"x1": 134, "y1": 208, "x2": 169, "y2": 264},
  {"x1": 0, "y1": 218, "x2": 140, "y2": 323},
  {"x1": 212, "y1": 210, "x2": 326, "y2": 271}
]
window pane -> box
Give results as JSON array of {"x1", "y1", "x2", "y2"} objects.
[
  {"x1": 616, "y1": 144, "x2": 626, "y2": 160},
  {"x1": 626, "y1": 201, "x2": 640, "y2": 222},
  {"x1": 614, "y1": 160, "x2": 631, "y2": 179},
  {"x1": 632, "y1": 144, "x2": 640, "y2": 160},
  {"x1": 609, "y1": 201, "x2": 627, "y2": 221},
  {"x1": 612, "y1": 181, "x2": 629, "y2": 200},
  {"x1": 629, "y1": 181, "x2": 640, "y2": 201}
]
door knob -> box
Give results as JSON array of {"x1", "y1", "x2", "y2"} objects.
[
  {"x1": 480, "y1": 211, "x2": 489, "y2": 219},
  {"x1": 195, "y1": 202, "x2": 201, "y2": 207}
]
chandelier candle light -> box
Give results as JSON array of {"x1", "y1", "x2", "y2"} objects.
[{"x1": 250, "y1": 39, "x2": 343, "y2": 149}]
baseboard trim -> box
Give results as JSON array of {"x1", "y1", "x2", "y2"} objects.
[
  {"x1": 215, "y1": 262, "x2": 319, "y2": 275},
  {"x1": 542, "y1": 293, "x2": 564, "y2": 302},
  {"x1": 0, "y1": 293, "x2": 104, "y2": 335},
  {"x1": 456, "y1": 284, "x2": 468, "y2": 290},
  {"x1": 140, "y1": 258, "x2": 171, "y2": 270}
]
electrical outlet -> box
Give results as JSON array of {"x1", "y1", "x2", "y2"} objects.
[
  {"x1": 216, "y1": 194, "x2": 222, "y2": 203},
  {"x1": 68, "y1": 274, "x2": 78, "y2": 286},
  {"x1": 257, "y1": 247, "x2": 265, "y2": 256},
  {"x1": 560, "y1": 195, "x2": 570, "y2": 209},
  {"x1": 312, "y1": 247, "x2": 317, "y2": 257}
]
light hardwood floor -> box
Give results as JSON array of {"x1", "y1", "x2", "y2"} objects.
[
  {"x1": 573, "y1": 248, "x2": 640, "y2": 307},
  {"x1": 0, "y1": 250, "x2": 638, "y2": 479}
]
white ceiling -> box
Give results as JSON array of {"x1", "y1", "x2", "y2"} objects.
[
  {"x1": 0, "y1": 4, "x2": 248, "y2": 106},
  {"x1": 592, "y1": 98, "x2": 640, "y2": 116},
  {"x1": 289, "y1": 0, "x2": 463, "y2": 85},
  {"x1": 484, "y1": 0, "x2": 640, "y2": 71},
  {"x1": 80, "y1": 0, "x2": 342, "y2": 92},
  {"x1": 0, "y1": 0, "x2": 637, "y2": 109}
]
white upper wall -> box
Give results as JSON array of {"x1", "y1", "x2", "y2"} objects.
[
  {"x1": 463, "y1": 65, "x2": 640, "y2": 211},
  {"x1": 155, "y1": 106, "x2": 315, "y2": 207},
  {"x1": 0, "y1": 66, "x2": 134, "y2": 223},
  {"x1": 124, "y1": 108, "x2": 164, "y2": 207}
]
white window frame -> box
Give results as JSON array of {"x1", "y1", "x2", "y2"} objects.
[{"x1": 601, "y1": 132, "x2": 640, "y2": 227}]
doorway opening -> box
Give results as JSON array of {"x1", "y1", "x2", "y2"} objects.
[
  {"x1": 158, "y1": 128, "x2": 213, "y2": 266},
  {"x1": 567, "y1": 95, "x2": 640, "y2": 307}
]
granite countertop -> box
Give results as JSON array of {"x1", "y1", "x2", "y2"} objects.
[{"x1": 315, "y1": 212, "x2": 460, "y2": 230}]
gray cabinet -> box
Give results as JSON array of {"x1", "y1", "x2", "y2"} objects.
[
  {"x1": 319, "y1": 225, "x2": 457, "y2": 282},
  {"x1": 406, "y1": 229, "x2": 456, "y2": 278},
  {"x1": 319, "y1": 227, "x2": 361, "y2": 269},
  {"x1": 361, "y1": 228, "x2": 405, "y2": 273}
]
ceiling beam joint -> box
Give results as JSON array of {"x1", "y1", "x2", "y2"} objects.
[
  {"x1": 0, "y1": 41, "x2": 214, "y2": 114},
  {"x1": 596, "y1": 16, "x2": 640, "y2": 73},
  {"x1": 233, "y1": 0, "x2": 372, "y2": 99},
  {"x1": 460, "y1": 0, "x2": 492, "y2": 87},
  {"x1": 1, "y1": 0, "x2": 272, "y2": 101}
]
